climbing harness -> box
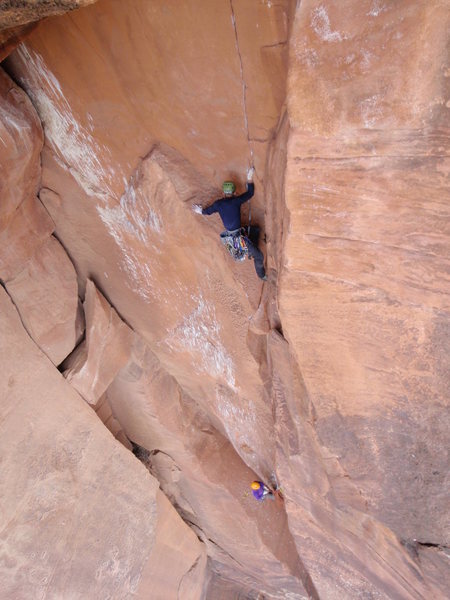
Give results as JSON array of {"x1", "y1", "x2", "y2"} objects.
[{"x1": 220, "y1": 229, "x2": 249, "y2": 262}]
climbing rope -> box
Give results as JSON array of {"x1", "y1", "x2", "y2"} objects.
[
  {"x1": 230, "y1": 0, "x2": 255, "y2": 233},
  {"x1": 248, "y1": 192, "x2": 252, "y2": 236}
]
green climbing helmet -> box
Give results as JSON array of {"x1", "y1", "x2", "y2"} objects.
[{"x1": 222, "y1": 181, "x2": 236, "y2": 195}]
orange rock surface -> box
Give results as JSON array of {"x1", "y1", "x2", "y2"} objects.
[
  {"x1": 107, "y1": 334, "x2": 309, "y2": 597},
  {"x1": 5, "y1": 235, "x2": 84, "y2": 365},
  {"x1": 0, "y1": 67, "x2": 45, "y2": 261},
  {"x1": 63, "y1": 279, "x2": 133, "y2": 405},
  {"x1": 0, "y1": 0, "x2": 98, "y2": 31},
  {"x1": 1, "y1": 0, "x2": 449, "y2": 597},
  {"x1": 0, "y1": 286, "x2": 207, "y2": 598},
  {"x1": 280, "y1": 0, "x2": 449, "y2": 547},
  {"x1": 0, "y1": 69, "x2": 83, "y2": 364}
]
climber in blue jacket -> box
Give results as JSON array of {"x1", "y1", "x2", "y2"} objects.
[{"x1": 193, "y1": 168, "x2": 267, "y2": 280}]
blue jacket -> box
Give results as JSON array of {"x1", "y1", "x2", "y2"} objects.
[{"x1": 202, "y1": 183, "x2": 254, "y2": 231}]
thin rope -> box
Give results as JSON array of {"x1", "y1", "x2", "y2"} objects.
[
  {"x1": 230, "y1": 0, "x2": 254, "y2": 234},
  {"x1": 230, "y1": 0, "x2": 254, "y2": 167}
]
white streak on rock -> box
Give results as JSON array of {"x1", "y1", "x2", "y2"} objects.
[
  {"x1": 165, "y1": 294, "x2": 235, "y2": 389},
  {"x1": 361, "y1": 49, "x2": 373, "y2": 71},
  {"x1": 360, "y1": 94, "x2": 383, "y2": 128},
  {"x1": 97, "y1": 179, "x2": 162, "y2": 303},
  {"x1": 215, "y1": 385, "x2": 255, "y2": 431},
  {"x1": 367, "y1": 0, "x2": 386, "y2": 17},
  {"x1": 14, "y1": 45, "x2": 118, "y2": 202},
  {"x1": 311, "y1": 6, "x2": 345, "y2": 43},
  {"x1": 296, "y1": 45, "x2": 319, "y2": 69}
]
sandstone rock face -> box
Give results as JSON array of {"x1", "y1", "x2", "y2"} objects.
[
  {"x1": 6, "y1": 235, "x2": 84, "y2": 365},
  {"x1": 138, "y1": 491, "x2": 208, "y2": 600},
  {"x1": 93, "y1": 394, "x2": 132, "y2": 451},
  {"x1": 1, "y1": 67, "x2": 82, "y2": 365},
  {"x1": 3, "y1": 0, "x2": 290, "y2": 224},
  {"x1": 2, "y1": 0, "x2": 449, "y2": 597},
  {"x1": 63, "y1": 279, "x2": 133, "y2": 405},
  {"x1": 107, "y1": 335, "x2": 309, "y2": 599},
  {"x1": 0, "y1": 67, "x2": 42, "y2": 216},
  {"x1": 33, "y1": 139, "x2": 278, "y2": 479},
  {"x1": 0, "y1": 193, "x2": 54, "y2": 281},
  {"x1": 0, "y1": 67, "x2": 46, "y2": 277},
  {"x1": 280, "y1": 0, "x2": 450, "y2": 547},
  {"x1": 0, "y1": 1, "x2": 98, "y2": 31},
  {"x1": 265, "y1": 328, "x2": 440, "y2": 599},
  {"x1": 3, "y1": 0, "x2": 291, "y2": 479},
  {"x1": 0, "y1": 23, "x2": 38, "y2": 65},
  {"x1": 0, "y1": 285, "x2": 207, "y2": 599}
]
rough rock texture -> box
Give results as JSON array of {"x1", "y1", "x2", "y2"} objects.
[
  {"x1": 106, "y1": 335, "x2": 309, "y2": 599},
  {"x1": 0, "y1": 22, "x2": 38, "y2": 62},
  {"x1": 5, "y1": 235, "x2": 84, "y2": 365},
  {"x1": 138, "y1": 492, "x2": 208, "y2": 600},
  {"x1": 0, "y1": 0, "x2": 98, "y2": 30},
  {"x1": 0, "y1": 193, "x2": 54, "y2": 281},
  {"x1": 281, "y1": 0, "x2": 450, "y2": 546},
  {"x1": 0, "y1": 65, "x2": 41, "y2": 216},
  {"x1": 265, "y1": 328, "x2": 441, "y2": 599},
  {"x1": 416, "y1": 545, "x2": 450, "y2": 600},
  {"x1": 93, "y1": 393, "x2": 132, "y2": 451},
  {"x1": 2, "y1": 0, "x2": 449, "y2": 597},
  {"x1": 0, "y1": 67, "x2": 45, "y2": 248},
  {"x1": 63, "y1": 279, "x2": 133, "y2": 405},
  {"x1": 38, "y1": 140, "x2": 277, "y2": 478},
  {"x1": 3, "y1": 0, "x2": 291, "y2": 233},
  {"x1": 0, "y1": 67, "x2": 82, "y2": 364},
  {"x1": 0, "y1": 285, "x2": 207, "y2": 599}
]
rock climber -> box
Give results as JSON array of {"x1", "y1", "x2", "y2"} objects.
[
  {"x1": 250, "y1": 480, "x2": 274, "y2": 502},
  {"x1": 192, "y1": 168, "x2": 267, "y2": 280}
]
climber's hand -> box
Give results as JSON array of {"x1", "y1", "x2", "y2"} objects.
[
  {"x1": 246, "y1": 166, "x2": 255, "y2": 182},
  {"x1": 192, "y1": 204, "x2": 203, "y2": 215}
]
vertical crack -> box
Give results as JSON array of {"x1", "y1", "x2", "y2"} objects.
[{"x1": 230, "y1": 0, "x2": 254, "y2": 167}]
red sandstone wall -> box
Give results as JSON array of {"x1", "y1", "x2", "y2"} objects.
[{"x1": 1, "y1": 0, "x2": 449, "y2": 597}]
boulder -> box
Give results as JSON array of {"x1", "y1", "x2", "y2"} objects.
[
  {"x1": 63, "y1": 279, "x2": 133, "y2": 405},
  {"x1": 0, "y1": 285, "x2": 207, "y2": 599},
  {"x1": 5, "y1": 235, "x2": 84, "y2": 365}
]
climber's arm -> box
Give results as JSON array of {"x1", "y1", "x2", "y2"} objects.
[
  {"x1": 202, "y1": 201, "x2": 220, "y2": 216},
  {"x1": 235, "y1": 182, "x2": 254, "y2": 207}
]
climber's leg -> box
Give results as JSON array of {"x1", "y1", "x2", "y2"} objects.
[{"x1": 246, "y1": 239, "x2": 266, "y2": 279}]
